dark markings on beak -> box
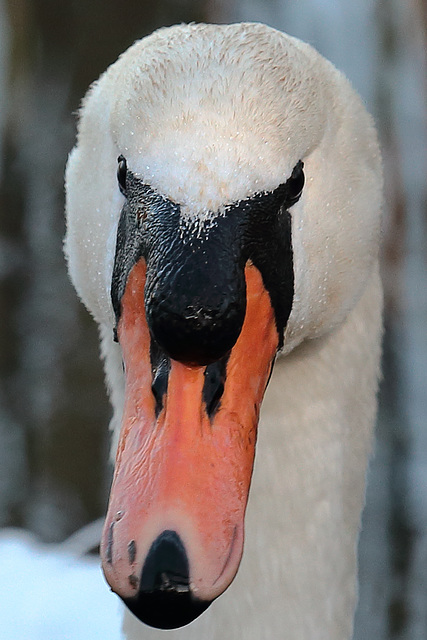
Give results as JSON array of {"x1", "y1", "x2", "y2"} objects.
[
  {"x1": 203, "y1": 355, "x2": 228, "y2": 418},
  {"x1": 128, "y1": 540, "x2": 137, "y2": 565},
  {"x1": 106, "y1": 522, "x2": 114, "y2": 564},
  {"x1": 129, "y1": 573, "x2": 139, "y2": 589},
  {"x1": 150, "y1": 338, "x2": 170, "y2": 417}
]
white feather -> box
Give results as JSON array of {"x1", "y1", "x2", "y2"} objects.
[{"x1": 65, "y1": 22, "x2": 383, "y2": 640}]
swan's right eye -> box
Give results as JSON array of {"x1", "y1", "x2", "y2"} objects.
[{"x1": 117, "y1": 155, "x2": 127, "y2": 195}]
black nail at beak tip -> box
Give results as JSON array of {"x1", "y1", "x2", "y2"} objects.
[
  {"x1": 124, "y1": 589, "x2": 212, "y2": 630},
  {"x1": 122, "y1": 530, "x2": 212, "y2": 629},
  {"x1": 140, "y1": 530, "x2": 189, "y2": 592}
]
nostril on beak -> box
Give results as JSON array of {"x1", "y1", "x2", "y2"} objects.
[
  {"x1": 203, "y1": 357, "x2": 227, "y2": 418},
  {"x1": 123, "y1": 530, "x2": 211, "y2": 629}
]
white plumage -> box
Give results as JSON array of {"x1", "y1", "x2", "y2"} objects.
[{"x1": 65, "y1": 22, "x2": 382, "y2": 640}]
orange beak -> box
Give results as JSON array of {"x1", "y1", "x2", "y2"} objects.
[{"x1": 100, "y1": 258, "x2": 279, "y2": 628}]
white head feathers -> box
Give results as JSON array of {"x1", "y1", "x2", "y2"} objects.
[{"x1": 65, "y1": 22, "x2": 382, "y2": 353}]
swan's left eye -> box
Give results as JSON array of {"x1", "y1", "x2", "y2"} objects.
[
  {"x1": 117, "y1": 155, "x2": 127, "y2": 195},
  {"x1": 286, "y1": 160, "x2": 305, "y2": 203}
]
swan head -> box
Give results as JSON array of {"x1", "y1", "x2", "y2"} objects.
[{"x1": 65, "y1": 23, "x2": 382, "y2": 630}]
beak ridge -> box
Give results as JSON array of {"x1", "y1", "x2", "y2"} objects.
[{"x1": 101, "y1": 259, "x2": 279, "y2": 628}]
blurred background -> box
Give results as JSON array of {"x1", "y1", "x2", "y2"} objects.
[{"x1": 0, "y1": 0, "x2": 426, "y2": 638}]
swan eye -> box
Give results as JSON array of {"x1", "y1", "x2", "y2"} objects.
[
  {"x1": 117, "y1": 155, "x2": 127, "y2": 195},
  {"x1": 286, "y1": 160, "x2": 304, "y2": 204}
]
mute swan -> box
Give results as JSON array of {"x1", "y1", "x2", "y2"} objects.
[{"x1": 65, "y1": 22, "x2": 382, "y2": 640}]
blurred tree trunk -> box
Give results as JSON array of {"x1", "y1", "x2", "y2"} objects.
[{"x1": 0, "y1": 0, "x2": 213, "y2": 541}]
